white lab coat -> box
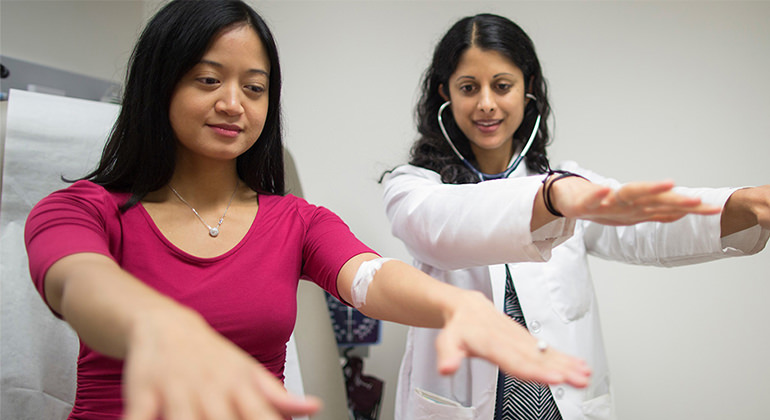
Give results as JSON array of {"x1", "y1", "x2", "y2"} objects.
[{"x1": 382, "y1": 161, "x2": 769, "y2": 420}]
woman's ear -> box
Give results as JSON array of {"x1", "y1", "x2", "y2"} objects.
[{"x1": 439, "y1": 84, "x2": 450, "y2": 102}]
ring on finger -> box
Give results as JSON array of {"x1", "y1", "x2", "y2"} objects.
[{"x1": 537, "y1": 340, "x2": 548, "y2": 353}]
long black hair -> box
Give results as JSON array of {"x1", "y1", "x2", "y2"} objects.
[
  {"x1": 81, "y1": 0, "x2": 284, "y2": 210},
  {"x1": 410, "y1": 13, "x2": 552, "y2": 184}
]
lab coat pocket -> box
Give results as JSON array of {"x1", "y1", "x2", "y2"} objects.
[
  {"x1": 544, "y1": 236, "x2": 593, "y2": 322},
  {"x1": 581, "y1": 393, "x2": 613, "y2": 420},
  {"x1": 413, "y1": 388, "x2": 475, "y2": 420}
]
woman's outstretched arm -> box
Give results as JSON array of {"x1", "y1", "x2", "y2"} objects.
[
  {"x1": 44, "y1": 252, "x2": 321, "y2": 420},
  {"x1": 336, "y1": 253, "x2": 592, "y2": 388}
]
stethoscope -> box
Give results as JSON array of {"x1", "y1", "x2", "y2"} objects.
[{"x1": 437, "y1": 93, "x2": 541, "y2": 182}]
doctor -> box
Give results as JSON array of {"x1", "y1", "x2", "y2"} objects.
[{"x1": 381, "y1": 13, "x2": 770, "y2": 420}]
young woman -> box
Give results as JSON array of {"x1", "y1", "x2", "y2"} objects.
[{"x1": 381, "y1": 13, "x2": 770, "y2": 420}]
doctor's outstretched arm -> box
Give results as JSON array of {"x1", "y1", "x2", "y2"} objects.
[{"x1": 720, "y1": 184, "x2": 770, "y2": 237}]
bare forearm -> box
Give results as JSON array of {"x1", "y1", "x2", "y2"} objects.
[
  {"x1": 47, "y1": 253, "x2": 202, "y2": 359},
  {"x1": 337, "y1": 254, "x2": 472, "y2": 328},
  {"x1": 46, "y1": 254, "x2": 317, "y2": 420},
  {"x1": 335, "y1": 254, "x2": 592, "y2": 387}
]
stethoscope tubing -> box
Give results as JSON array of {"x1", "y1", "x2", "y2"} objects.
[{"x1": 437, "y1": 94, "x2": 541, "y2": 181}]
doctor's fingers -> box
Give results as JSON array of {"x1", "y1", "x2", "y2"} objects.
[
  {"x1": 611, "y1": 182, "x2": 721, "y2": 213},
  {"x1": 613, "y1": 180, "x2": 676, "y2": 201},
  {"x1": 606, "y1": 198, "x2": 721, "y2": 219}
]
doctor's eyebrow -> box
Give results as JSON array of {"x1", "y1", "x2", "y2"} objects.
[{"x1": 455, "y1": 72, "x2": 517, "y2": 82}]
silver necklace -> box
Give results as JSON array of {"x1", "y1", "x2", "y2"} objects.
[{"x1": 168, "y1": 181, "x2": 239, "y2": 238}]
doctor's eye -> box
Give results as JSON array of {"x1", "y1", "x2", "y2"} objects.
[
  {"x1": 495, "y1": 82, "x2": 512, "y2": 92},
  {"x1": 458, "y1": 84, "x2": 477, "y2": 94}
]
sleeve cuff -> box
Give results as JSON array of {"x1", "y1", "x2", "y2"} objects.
[{"x1": 530, "y1": 217, "x2": 577, "y2": 260}]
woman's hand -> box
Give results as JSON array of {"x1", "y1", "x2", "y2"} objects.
[
  {"x1": 340, "y1": 256, "x2": 591, "y2": 388},
  {"x1": 123, "y1": 308, "x2": 321, "y2": 420},
  {"x1": 434, "y1": 290, "x2": 591, "y2": 387},
  {"x1": 46, "y1": 253, "x2": 320, "y2": 420},
  {"x1": 549, "y1": 177, "x2": 722, "y2": 226}
]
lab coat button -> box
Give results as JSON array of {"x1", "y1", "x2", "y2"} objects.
[
  {"x1": 554, "y1": 387, "x2": 565, "y2": 399},
  {"x1": 530, "y1": 321, "x2": 542, "y2": 333}
]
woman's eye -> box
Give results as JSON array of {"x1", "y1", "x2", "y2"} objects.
[
  {"x1": 246, "y1": 85, "x2": 265, "y2": 94},
  {"x1": 496, "y1": 83, "x2": 512, "y2": 91},
  {"x1": 198, "y1": 77, "x2": 219, "y2": 85}
]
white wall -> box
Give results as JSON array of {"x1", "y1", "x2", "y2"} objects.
[
  {"x1": 0, "y1": 0, "x2": 144, "y2": 83},
  {"x1": 261, "y1": 2, "x2": 770, "y2": 420},
  {"x1": 2, "y1": 1, "x2": 769, "y2": 420}
]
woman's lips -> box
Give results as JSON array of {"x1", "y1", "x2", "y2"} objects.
[{"x1": 209, "y1": 124, "x2": 242, "y2": 138}]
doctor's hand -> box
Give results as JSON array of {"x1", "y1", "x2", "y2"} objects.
[
  {"x1": 122, "y1": 306, "x2": 321, "y2": 420},
  {"x1": 721, "y1": 184, "x2": 770, "y2": 236},
  {"x1": 547, "y1": 177, "x2": 721, "y2": 226},
  {"x1": 434, "y1": 290, "x2": 591, "y2": 388}
]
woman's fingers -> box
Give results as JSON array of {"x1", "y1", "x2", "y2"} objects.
[
  {"x1": 162, "y1": 384, "x2": 201, "y2": 420},
  {"x1": 487, "y1": 328, "x2": 591, "y2": 388},
  {"x1": 123, "y1": 340, "x2": 164, "y2": 420},
  {"x1": 121, "y1": 311, "x2": 320, "y2": 420},
  {"x1": 124, "y1": 361, "x2": 317, "y2": 420},
  {"x1": 251, "y1": 367, "x2": 323, "y2": 417},
  {"x1": 435, "y1": 293, "x2": 591, "y2": 388},
  {"x1": 434, "y1": 326, "x2": 468, "y2": 376},
  {"x1": 123, "y1": 384, "x2": 161, "y2": 420},
  {"x1": 232, "y1": 370, "x2": 318, "y2": 420}
]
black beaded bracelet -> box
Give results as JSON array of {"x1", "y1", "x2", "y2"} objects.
[{"x1": 542, "y1": 170, "x2": 589, "y2": 217}]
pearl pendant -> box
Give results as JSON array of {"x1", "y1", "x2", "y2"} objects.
[{"x1": 209, "y1": 227, "x2": 220, "y2": 237}]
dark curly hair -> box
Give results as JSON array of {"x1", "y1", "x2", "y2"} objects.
[{"x1": 409, "y1": 13, "x2": 552, "y2": 184}]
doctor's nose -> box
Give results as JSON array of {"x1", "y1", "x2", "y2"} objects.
[{"x1": 477, "y1": 88, "x2": 496, "y2": 113}]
